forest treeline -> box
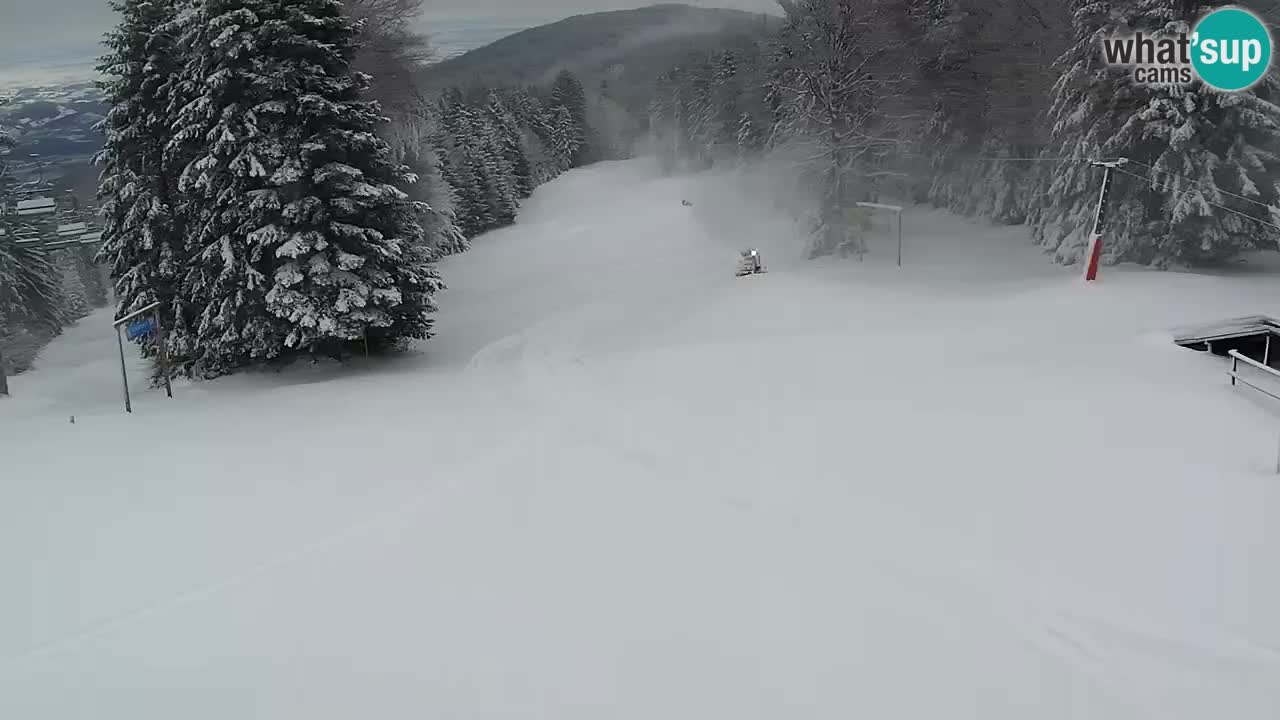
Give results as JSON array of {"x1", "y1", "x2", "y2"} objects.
[
  {"x1": 1, "y1": 0, "x2": 620, "y2": 379},
  {"x1": 0, "y1": 131, "x2": 112, "y2": 375},
  {"x1": 4, "y1": 0, "x2": 1280, "y2": 383},
  {"x1": 647, "y1": 0, "x2": 1280, "y2": 266}
]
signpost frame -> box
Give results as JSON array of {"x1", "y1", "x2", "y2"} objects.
[
  {"x1": 856, "y1": 202, "x2": 905, "y2": 267},
  {"x1": 111, "y1": 300, "x2": 172, "y2": 413}
]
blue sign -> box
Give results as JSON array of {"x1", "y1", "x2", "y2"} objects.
[{"x1": 126, "y1": 317, "x2": 158, "y2": 341}]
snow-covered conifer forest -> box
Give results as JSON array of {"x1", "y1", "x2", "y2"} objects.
[
  {"x1": 648, "y1": 0, "x2": 1280, "y2": 263},
  {"x1": 3, "y1": 0, "x2": 1277, "y2": 378},
  {"x1": 84, "y1": 0, "x2": 605, "y2": 376},
  {"x1": 1, "y1": 131, "x2": 111, "y2": 376}
]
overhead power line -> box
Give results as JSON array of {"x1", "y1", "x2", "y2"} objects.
[
  {"x1": 1110, "y1": 165, "x2": 1280, "y2": 233},
  {"x1": 975, "y1": 156, "x2": 1076, "y2": 162},
  {"x1": 1121, "y1": 157, "x2": 1280, "y2": 216}
]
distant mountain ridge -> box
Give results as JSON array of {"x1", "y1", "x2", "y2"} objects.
[
  {"x1": 420, "y1": 16, "x2": 556, "y2": 64},
  {"x1": 421, "y1": 4, "x2": 776, "y2": 110}
]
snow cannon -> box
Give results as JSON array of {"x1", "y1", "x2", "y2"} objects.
[{"x1": 736, "y1": 249, "x2": 766, "y2": 277}]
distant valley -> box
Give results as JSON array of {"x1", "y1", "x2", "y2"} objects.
[
  {"x1": 0, "y1": 15, "x2": 553, "y2": 199},
  {"x1": 0, "y1": 5, "x2": 775, "y2": 199},
  {"x1": 421, "y1": 16, "x2": 556, "y2": 63}
]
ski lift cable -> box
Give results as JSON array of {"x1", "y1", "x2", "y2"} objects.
[
  {"x1": 1120, "y1": 156, "x2": 1280, "y2": 215},
  {"x1": 891, "y1": 150, "x2": 1078, "y2": 162},
  {"x1": 974, "y1": 156, "x2": 1078, "y2": 161},
  {"x1": 1110, "y1": 165, "x2": 1280, "y2": 233}
]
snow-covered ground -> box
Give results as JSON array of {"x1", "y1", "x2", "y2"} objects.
[{"x1": 2, "y1": 158, "x2": 1279, "y2": 719}]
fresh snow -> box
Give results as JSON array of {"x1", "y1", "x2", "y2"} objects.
[{"x1": 2, "y1": 158, "x2": 1279, "y2": 719}]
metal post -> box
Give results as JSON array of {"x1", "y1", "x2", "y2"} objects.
[
  {"x1": 0, "y1": 347, "x2": 8, "y2": 397},
  {"x1": 896, "y1": 210, "x2": 903, "y2": 268},
  {"x1": 153, "y1": 308, "x2": 172, "y2": 399},
  {"x1": 1232, "y1": 354, "x2": 1238, "y2": 386},
  {"x1": 1084, "y1": 159, "x2": 1127, "y2": 282},
  {"x1": 116, "y1": 325, "x2": 132, "y2": 413},
  {"x1": 1266, "y1": 335, "x2": 1272, "y2": 368}
]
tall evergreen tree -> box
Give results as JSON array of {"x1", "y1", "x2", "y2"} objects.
[
  {"x1": 485, "y1": 91, "x2": 535, "y2": 199},
  {"x1": 473, "y1": 108, "x2": 520, "y2": 227},
  {"x1": 648, "y1": 69, "x2": 684, "y2": 172},
  {"x1": 0, "y1": 235, "x2": 64, "y2": 338},
  {"x1": 54, "y1": 250, "x2": 91, "y2": 322},
  {"x1": 904, "y1": 0, "x2": 1068, "y2": 222},
  {"x1": 387, "y1": 110, "x2": 469, "y2": 256},
  {"x1": 1, "y1": 132, "x2": 65, "y2": 378},
  {"x1": 513, "y1": 89, "x2": 566, "y2": 185},
  {"x1": 171, "y1": 0, "x2": 443, "y2": 375},
  {"x1": 707, "y1": 50, "x2": 744, "y2": 156},
  {"x1": 75, "y1": 244, "x2": 112, "y2": 309},
  {"x1": 550, "y1": 70, "x2": 590, "y2": 164},
  {"x1": 769, "y1": 0, "x2": 910, "y2": 257},
  {"x1": 423, "y1": 77, "x2": 605, "y2": 239},
  {"x1": 96, "y1": 0, "x2": 186, "y2": 327},
  {"x1": 586, "y1": 78, "x2": 634, "y2": 161},
  {"x1": 1031, "y1": 0, "x2": 1280, "y2": 267},
  {"x1": 0, "y1": 237, "x2": 65, "y2": 376},
  {"x1": 548, "y1": 104, "x2": 584, "y2": 171},
  {"x1": 435, "y1": 90, "x2": 481, "y2": 236}
]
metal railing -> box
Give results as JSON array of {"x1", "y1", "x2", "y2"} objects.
[{"x1": 1227, "y1": 349, "x2": 1280, "y2": 473}]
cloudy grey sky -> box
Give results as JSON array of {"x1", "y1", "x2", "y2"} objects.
[{"x1": 0, "y1": 0, "x2": 779, "y2": 67}]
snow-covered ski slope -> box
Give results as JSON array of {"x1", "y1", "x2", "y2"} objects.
[{"x1": 3, "y1": 159, "x2": 1279, "y2": 719}]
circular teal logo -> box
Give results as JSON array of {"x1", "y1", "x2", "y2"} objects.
[{"x1": 1192, "y1": 8, "x2": 1273, "y2": 91}]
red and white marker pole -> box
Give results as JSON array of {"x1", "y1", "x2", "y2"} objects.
[{"x1": 1084, "y1": 158, "x2": 1127, "y2": 282}]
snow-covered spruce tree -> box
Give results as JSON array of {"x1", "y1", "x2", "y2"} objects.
[
  {"x1": 96, "y1": 0, "x2": 194, "y2": 375},
  {"x1": 0, "y1": 133, "x2": 66, "y2": 377},
  {"x1": 74, "y1": 244, "x2": 112, "y2": 309},
  {"x1": 682, "y1": 55, "x2": 717, "y2": 170},
  {"x1": 434, "y1": 90, "x2": 482, "y2": 236},
  {"x1": 730, "y1": 41, "x2": 780, "y2": 161},
  {"x1": 507, "y1": 88, "x2": 562, "y2": 185},
  {"x1": 769, "y1": 0, "x2": 911, "y2": 257},
  {"x1": 171, "y1": 0, "x2": 443, "y2": 375},
  {"x1": 706, "y1": 50, "x2": 744, "y2": 160},
  {"x1": 648, "y1": 69, "x2": 684, "y2": 172},
  {"x1": 54, "y1": 250, "x2": 91, "y2": 322},
  {"x1": 473, "y1": 106, "x2": 520, "y2": 229},
  {"x1": 909, "y1": 0, "x2": 995, "y2": 210},
  {"x1": 971, "y1": 1, "x2": 1071, "y2": 224},
  {"x1": 437, "y1": 91, "x2": 512, "y2": 236},
  {"x1": 548, "y1": 104, "x2": 584, "y2": 174},
  {"x1": 586, "y1": 79, "x2": 638, "y2": 162},
  {"x1": 97, "y1": 0, "x2": 183, "y2": 317},
  {"x1": 1031, "y1": 0, "x2": 1280, "y2": 267},
  {"x1": 484, "y1": 91, "x2": 535, "y2": 200},
  {"x1": 0, "y1": 236, "x2": 66, "y2": 369},
  {"x1": 550, "y1": 70, "x2": 590, "y2": 165},
  {"x1": 387, "y1": 109, "x2": 468, "y2": 256},
  {"x1": 908, "y1": 0, "x2": 1068, "y2": 223}
]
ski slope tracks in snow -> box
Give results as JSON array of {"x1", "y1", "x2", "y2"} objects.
[{"x1": 2, "y1": 158, "x2": 1279, "y2": 719}]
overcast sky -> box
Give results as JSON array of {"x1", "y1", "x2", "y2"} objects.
[{"x1": 0, "y1": 0, "x2": 779, "y2": 66}]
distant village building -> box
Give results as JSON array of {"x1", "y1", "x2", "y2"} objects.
[
  {"x1": 15, "y1": 196, "x2": 56, "y2": 217},
  {"x1": 1, "y1": 194, "x2": 104, "y2": 255},
  {"x1": 56, "y1": 221, "x2": 88, "y2": 237}
]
